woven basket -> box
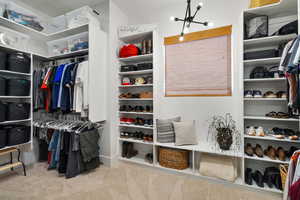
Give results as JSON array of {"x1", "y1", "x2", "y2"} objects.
[
  {"x1": 280, "y1": 165, "x2": 288, "y2": 189},
  {"x1": 249, "y1": 0, "x2": 280, "y2": 8},
  {"x1": 158, "y1": 147, "x2": 189, "y2": 170}
]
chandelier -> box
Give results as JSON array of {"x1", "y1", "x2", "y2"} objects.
[{"x1": 170, "y1": 0, "x2": 213, "y2": 41}]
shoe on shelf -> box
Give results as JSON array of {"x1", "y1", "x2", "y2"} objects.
[
  {"x1": 126, "y1": 143, "x2": 138, "y2": 159},
  {"x1": 263, "y1": 167, "x2": 278, "y2": 188},
  {"x1": 119, "y1": 105, "x2": 127, "y2": 111},
  {"x1": 271, "y1": 127, "x2": 285, "y2": 139},
  {"x1": 276, "y1": 147, "x2": 286, "y2": 161},
  {"x1": 254, "y1": 144, "x2": 264, "y2": 158},
  {"x1": 264, "y1": 146, "x2": 276, "y2": 160},
  {"x1": 256, "y1": 127, "x2": 265, "y2": 137},
  {"x1": 244, "y1": 90, "x2": 253, "y2": 98},
  {"x1": 276, "y1": 91, "x2": 287, "y2": 99},
  {"x1": 253, "y1": 90, "x2": 263, "y2": 98},
  {"x1": 246, "y1": 126, "x2": 256, "y2": 136},
  {"x1": 252, "y1": 170, "x2": 264, "y2": 188},
  {"x1": 245, "y1": 168, "x2": 253, "y2": 185},
  {"x1": 263, "y1": 91, "x2": 277, "y2": 98},
  {"x1": 145, "y1": 153, "x2": 153, "y2": 164},
  {"x1": 120, "y1": 117, "x2": 128, "y2": 124},
  {"x1": 122, "y1": 142, "x2": 129, "y2": 158},
  {"x1": 245, "y1": 143, "x2": 254, "y2": 157}
]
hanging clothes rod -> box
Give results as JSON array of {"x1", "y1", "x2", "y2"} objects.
[{"x1": 42, "y1": 54, "x2": 89, "y2": 67}]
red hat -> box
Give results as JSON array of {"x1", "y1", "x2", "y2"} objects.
[{"x1": 119, "y1": 44, "x2": 139, "y2": 58}]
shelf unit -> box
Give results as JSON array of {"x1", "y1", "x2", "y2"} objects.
[{"x1": 242, "y1": 0, "x2": 299, "y2": 194}]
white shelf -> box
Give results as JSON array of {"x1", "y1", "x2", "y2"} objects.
[
  {"x1": 119, "y1": 124, "x2": 154, "y2": 130},
  {"x1": 119, "y1": 54, "x2": 153, "y2": 62},
  {"x1": 119, "y1": 156, "x2": 153, "y2": 166},
  {"x1": 119, "y1": 31, "x2": 152, "y2": 43},
  {"x1": 119, "y1": 137, "x2": 153, "y2": 145},
  {"x1": 119, "y1": 84, "x2": 153, "y2": 88},
  {"x1": 119, "y1": 111, "x2": 153, "y2": 115},
  {"x1": 244, "y1": 98, "x2": 287, "y2": 101},
  {"x1": 246, "y1": 182, "x2": 283, "y2": 194},
  {"x1": 245, "y1": 135, "x2": 300, "y2": 143},
  {"x1": 0, "y1": 16, "x2": 89, "y2": 41},
  {"x1": 0, "y1": 119, "x2": 31, "y2": 125},
  {"x1": 155, "y1": 142, "x2": 195, "y2": 151},
  {"x1": 244, "y1": 57, "x2": 281, "y2": 66},
  {"x1": 0, "y1": 70, "x2": 31, "y2": 76},
  {"x1": 119, "y1": 98, "x2": 153, "y2": 101},
  {"x1": 194, "y1": 172, "x2": 243, "y2": 185},
  {"x1": 119, "y1": 69, "x2": 153, "y2": 75},
  {"x1": 47, "y1": 49, "x2": 88, "y2": 60},
  {"x1": 244, "y1": 78, "x2": 285, "y2": 82},
  {"x1": 245, "y1": 155, "x2": 289, "y2": 164},
  {"x1": 244, "y1": 0, "x2": 297, "y2": 18},
  {"x1": 0, "y1": 141, "x2": 32, "y2": 151},
  {"x1": 244, "y1": 34, "x2": 296, "y2": 49},
  {"x1": 194, "y1": 144, "x2": 243, "y2": 158},
  {"x1": 0, "y1": 96, "x2": 31, "y2": 99},
  {"x1": 244, "y1": 116, "x2": 299, "y2": 122},
  {"x1": 155, "y1": 164, "x2": 194, "y2": 175}
]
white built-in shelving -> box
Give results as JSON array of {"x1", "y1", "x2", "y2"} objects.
[
  {"x1": 119, "y1": 54, "x2": 153, "y2": 62},
  {"x1": 119, "y1": 69, "x2": 153, "y2": 75},
  {"x1": 119, "y1": 84, "x2": 153, "y2": 88},
  {"x1": 242, "y1": 0, "x2": 299, "y2": 195}
]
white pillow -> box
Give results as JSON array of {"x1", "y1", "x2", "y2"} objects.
[{"x1": 173, "y1": 121, "x2": 197, "y2": 146}]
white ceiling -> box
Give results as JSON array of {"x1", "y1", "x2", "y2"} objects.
[{"x1": 16, "y1": 0, "x2": 107, "y2": 17}]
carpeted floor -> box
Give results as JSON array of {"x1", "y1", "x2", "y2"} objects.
[{"x1": 0, "y1": 162, "x2": 281, "y2": 200}]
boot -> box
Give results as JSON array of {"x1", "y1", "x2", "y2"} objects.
[
  {"x1": 252, "y1": 170, "x2": 264, "y2": 188},
  {"x1": 122, "y1": 142, "x2": 129, "y2": 158},
  {"x1": 126, "y1": 143, "x2": 138, "y2": 159},
  {"x1": 245, "y1": 168, "x2": 253, "y2": 185}
]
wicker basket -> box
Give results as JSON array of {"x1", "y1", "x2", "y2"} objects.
[
  {"x1": 250, "y1": 0, "x2": 280, "y2": 8},
  {"x1": 280, "y1": 165, "x2": 288, "y2": 189},
  {"x1": 158, "y1": 147, "x2": 189, "y2": 170}
]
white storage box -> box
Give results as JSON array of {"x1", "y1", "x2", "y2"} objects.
[{"x1": 65, "y1": 6, "x2": 91, "y2": 29}]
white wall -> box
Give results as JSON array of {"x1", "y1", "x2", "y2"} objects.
[{"x1": 125, "y1": 0, "x2": 249, "y2": 142}]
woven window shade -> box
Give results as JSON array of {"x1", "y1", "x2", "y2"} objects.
[{"x1": 164, "y1": 25, "x2": 232, "y2": 97}]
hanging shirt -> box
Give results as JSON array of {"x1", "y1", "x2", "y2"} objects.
[
  {"x1": 52, "y1": 64, "x2": 66, "y2": 110},
  {"x1": 57, "y1": 64, "x2": 71, "y2": 108},
  {"x1": 73, "y1": 61, "x2": 89, "y2": 116}
]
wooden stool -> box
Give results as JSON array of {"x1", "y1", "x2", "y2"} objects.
[{"x1": 0, "y1": 147, "x2": 26, "y2": 176}]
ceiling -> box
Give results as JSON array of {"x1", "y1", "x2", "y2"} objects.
[{"x1": 16, "y1": 0, "x2": 107, "y2": 17}]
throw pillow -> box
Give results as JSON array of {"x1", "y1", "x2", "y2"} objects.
[
  {"x1": 156, "y1": 117, "x2": 181, "y2": 143},
  {"x1": 173, "y1": 121, "x2": 197, "y2": 146}
]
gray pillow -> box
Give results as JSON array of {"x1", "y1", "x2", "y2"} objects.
[
  {"x1": 156, "y1": 117, "x2": 181, "y2": 143},
  {"x1": 173, "y1": 121, "x2": 197, "y2": 146}
]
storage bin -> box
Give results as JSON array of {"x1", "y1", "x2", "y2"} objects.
[
  {"x1": 0, "y1": 101, "x2": 7, "y2": 122},
  {"x1": 244, "y1": 49, "x2": 278, "y2": 60},
  {"x1": 7, "y1": 125, "x2": 30, "y2": 146},
  {"x1": 7, "y1": 78, "x2": 30, "y2": 96},
  {"x1": 249, "y1": 0, "x2": 280, "y2": 8},
  {"x1": 0, "y1": 51, "x2": 7, "y2": 70},
  {"x1": 0, "y1": 126, "x2": 7, "y2": 149},
  {"x1": 6, "y1": 103, "x2": 30, "y2": 121},
  {"x1": 158, "y1": 147, "x2": 189, "y2": 170},
  {"x1": 7, "y1": 52, "x2": 30, "y2": 73},
  {"x1": 0, "y1": 75, "x2": 6, "y2": 96}
]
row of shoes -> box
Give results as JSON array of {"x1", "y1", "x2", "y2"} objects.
[
  {"x1": 246, "y1": 126, "x2": 300, "y2": 140},
  {"x1": 119, "y1": 92, "x2": 153, "y2": 99},
  {"x1": 119, "y1": 105, "x2": 153, "y2": 113},
  {"x1": 245, "y1": 167, "x2": 282, "y2": 190},
  {"x1": 120, "y1": 131, "x2": 153, "y2": 142},
  {"x1": 120, "y1": 117, "x2": 153, "y2": 127},
  {"x1": 244, "y1": 90, "x2": 286, "y2": 98},
  {"x1": 121, "y1": 76, "x2": 153, "y2": 85},
  {"x1": 245, "y1": 144, "x2": 299, "y2": 161},
  {"x1": 249, "y1": 66, "x2": 284, "y2": 79},
  {"x1": 121, "y1": 142, "x2": 153, "y2": 164},
  {"x1": 120, "y1": 63, "x2": 153, "y2": 72}
]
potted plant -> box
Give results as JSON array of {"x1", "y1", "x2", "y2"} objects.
[{"x1": 208, "y1": 113, "x2": 241, "y2": 151}]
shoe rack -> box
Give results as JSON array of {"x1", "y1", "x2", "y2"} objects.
[
  {"x1": 117, "y1": 29, "x2": 156, "y2": 166},
  {"x1": 242, "y1": 0, "x2": 300, "y2": 194}
]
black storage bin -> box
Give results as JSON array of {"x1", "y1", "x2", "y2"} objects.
[
  {"x1": 7, "y1": 125, "x2": 31, "y2": 146},
  {"x1": 7, "y1": 78, "x2": 30, "y2": 96},
  {"x1": 0, "y1": 51, "x2": 7, "y2": 70},
  {"x1": 244, "y1": 49, "x2": 278, "y2": 60},
  {"x1": 0, "y1": 76, "x2": 6, "y2": 96},
  {"x1": 7, "y1": 103, "x2": 30, "y2": 121},
  {"x1": 7, "y1": 52, "x2": 30, "y2": 73},
  {"x1": 0, "y1": 101, "x2": 7, "y2": 122},
  {"x1": 0, "y1": 126, "x2": 7, "y2": 148}
]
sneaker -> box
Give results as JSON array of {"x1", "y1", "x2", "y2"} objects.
[
  {"x1": 256, "y1": 127, "x2": 265, "y2": 137},
  {"x1": 247, "y1": 126, "x2": 256, "y2": 136},
  {"x1": 263, "y1": 91, "x2": 277, "y2": 98},
  {"x1": 244, "y1": 90, "x2": 253, "y2": 98},
  {"x1": 253, "y1": 90, "x2": 262, "y2": 98}
]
